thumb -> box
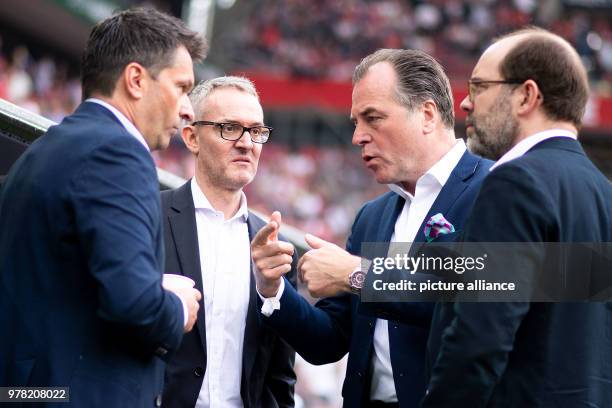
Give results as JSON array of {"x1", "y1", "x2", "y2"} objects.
[
  {"x1": 269, "y1": 211, "x2": 281, "y2": 242},
  {"x1": 252, "y1": 220, "x2": 278, "y2": 247},
  {"x1": 305, "y1": 233, "x2": 331, "y2": 249}
]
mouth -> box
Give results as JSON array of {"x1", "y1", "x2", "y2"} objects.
[
  {"x1": 232, "y1": 157, "x2": 252, "y2": 165},
  {"x1": 362, "y1": 154, "x2": 379, "y2": 168}
]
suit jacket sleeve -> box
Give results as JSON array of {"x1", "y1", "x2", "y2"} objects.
[
  {"x1": 422, "y1": 165, "x2": 552, "y2": 407},
  {"x1": 69, "y1": 136, "x2": 184, "y2": 356},
  {"x1": 263, "y1": 247, "x2": 298, "y2": 407},
  {"x1": 260, "y1": 226, "x2": 358, "y2": 365}
]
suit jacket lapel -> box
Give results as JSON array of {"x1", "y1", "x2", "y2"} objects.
[
  {"x1": 167, "y1": 182, "x2": 207, "y2": 350},
  {"x1": 241, "y1": 214, "x2": 263, "y2": 399},
  {"x1": 378, "y1": 193, "x2": 405, "y2": 243},
  {"x1": 413, "y1": 151, "x2": 481, "y2": 244}
]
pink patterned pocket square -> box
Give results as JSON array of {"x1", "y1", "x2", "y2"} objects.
[{"x1": 423, "y1": 213, "x2": 455, "y2": 242}]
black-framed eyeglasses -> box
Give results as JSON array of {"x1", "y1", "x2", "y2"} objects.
[
  {"x1": 467, "y1": 79, "x2": 525, "y2": 101},
  {"x1": 191, "y1": 120, "x2": 272, "y2": 144}
]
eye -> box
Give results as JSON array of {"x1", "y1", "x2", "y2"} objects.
[
  {"x1": 177, "y1": 82, "x2": 191, "y2": 94},
  {"x1": 366, "y1": 115, "x2": 381, "y2": 123},
  {"x1": 223, "y1": 123, "x2": 240, "y2": 133}
]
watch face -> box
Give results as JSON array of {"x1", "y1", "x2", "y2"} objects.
[{"x1": 350, "y1": 270, "x2": 366, "y2": 289}]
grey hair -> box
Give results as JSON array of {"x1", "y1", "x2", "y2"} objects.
[
  {"x1": 353, "y1": 49, "x2": 455, "y2": 129},
  {"x1": 189, "y1": 76, "x2": 259, "y2": 119}
]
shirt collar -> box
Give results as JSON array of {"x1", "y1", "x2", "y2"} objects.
[
  {"x1": 388, "y1": 138, "x2": 467, "y2": 200},
  {"x1": 85, "y1": 98, "x2": 150, "y2": 152},
  {"x1": 490, "y1": 128, "x2": 577, "y2": 171},
  {"x1": 191, "y1": 178, "x2": 249, "y2": 222}
]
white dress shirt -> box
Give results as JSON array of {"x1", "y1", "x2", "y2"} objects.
[
  {"x1": 370, "y1": 139, "x2": 466, "y2": 401},
  {"x1": 490, "y1": 129, "x2": 577, "y2": 171},
  {"x1": 192, "y1": 179, "x2": 250, "y2": 408}
]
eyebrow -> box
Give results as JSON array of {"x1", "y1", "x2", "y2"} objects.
[
  {"x1": 361, "y1": 107, "x2": 382, "y2": 116},
  {"x1": 351, "y1": 107, "x2": 384, "y2": 120}
]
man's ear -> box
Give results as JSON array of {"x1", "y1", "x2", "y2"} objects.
[
  {"x1": 122, "y1": 62, "x2": 148, "y2": 100},
  {"x1": 421, "y1": 100, "x2": 437, "y2": 135},
  {"x1": 515, "y1": 79, "x2": 542, "y2": 117},
  {"x1": 181, "y1": 125, "x2": 199, "y2": 155}
]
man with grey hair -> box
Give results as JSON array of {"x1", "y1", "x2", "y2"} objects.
[
  {"x1": 252, "y1": 49, "x2": 492, "y2": 407},
  {"x1": 160, "y1": 76, "x2": 296, "y2": 408}
]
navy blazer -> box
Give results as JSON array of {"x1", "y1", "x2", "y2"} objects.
[
  {"x1": 0, "y1": 102, "x2": 184, "y2": 407},
  {"x1": 262, "y1": 150, "x2": 492, "y2": 407},
  {"x1": 423, "y1": 138, "x2": 612, "y2": 407},
  {"x1": 160, "y1": 181, "x2": 296, "y2": 408}
]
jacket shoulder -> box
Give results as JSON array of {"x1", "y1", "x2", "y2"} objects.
[{"x1": 358, "y1": 191, "x2": 397, "y2": 217}]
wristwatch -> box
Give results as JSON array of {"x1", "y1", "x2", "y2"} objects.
[{"x1": 348, "y1": 266, "x2": 366, "y2": 294}]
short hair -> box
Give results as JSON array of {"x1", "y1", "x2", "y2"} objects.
[
  {"x1": 497, "y1": 27, "x2": 589, "y2": 128},
  {"x1": 189, "y1": 76, "x2": 259, "y2": 119},
  {"x1": 353, "y1": 49, "x2": 455, "y2": 129},
  {"x1": 81, "y1": 7, "x2": 207, "y2": 99}
]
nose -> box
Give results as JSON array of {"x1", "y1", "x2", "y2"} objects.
[
  {"x1": 460, "y1": 95, "x2": 472, "y2": 113},
  {"x1": 235, "y1": 129, "x2": 254, "y2": 149},
  {"x1": 352, "y1": 123, "x2": 370, "y2": 146},
  {"x1": 179, "y1": 95, "x2": 195, "y2": 123}
]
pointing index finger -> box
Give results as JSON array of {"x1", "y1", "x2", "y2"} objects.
[{"x1": 252, "y1": 221, "x2": 278, "y2": 247}]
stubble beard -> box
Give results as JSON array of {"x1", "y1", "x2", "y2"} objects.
[{"x1": 467, "y1": 95, "x2": 519, "y2": 161}]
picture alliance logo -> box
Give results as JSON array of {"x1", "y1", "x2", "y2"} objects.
[{"x1": 370, "y1": 253, "x2": 488, "y2": 275}]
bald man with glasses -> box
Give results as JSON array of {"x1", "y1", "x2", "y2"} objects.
[{"x1": 160, "y1": 76, "x2": 296, "y2": 408}]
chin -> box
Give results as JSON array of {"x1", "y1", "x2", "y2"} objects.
[
  {"x1": 226, "y1": 173, "x2": 254, "y2": 190},
  {"x1": 373, "y1": 172, "x2": 393, "y2": 185},
  {"x1": 158, "y1": 140, "x2": 171, "y2": 151}
]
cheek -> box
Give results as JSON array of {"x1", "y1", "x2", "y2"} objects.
[
  {"x1": 160, "y1": 85, "x2": 179, "y2": 109},
  {"x1": 252, "y1": 146, "x2": 263, "y2": 162}
]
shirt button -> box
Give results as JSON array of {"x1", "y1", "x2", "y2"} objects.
[{"x1": 194, "y1": 367, "x2": 204, "y2": 377}]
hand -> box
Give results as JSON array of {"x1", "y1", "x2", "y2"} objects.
[
  {"x1": 251, "y1": 211, "x2": 295, "y2": 298},
  {"x1": 171, "y1": 286, "x2": 201, "y2": 333},
  {"x1": 298, "y1": 233, "x2": 361, "y2": 298}
]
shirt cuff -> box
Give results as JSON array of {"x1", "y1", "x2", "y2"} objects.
[
  {"x1": 257, "y1": 277, "x2": 285, "y2": 317},
  {"x1": 174, "y1": 293, "x2": 189, "y2": 327}
]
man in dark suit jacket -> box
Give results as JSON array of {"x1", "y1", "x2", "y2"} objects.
[
  {"x1": 160, "y1": 76, "x2": 296, "y2": 408},
  {"x1": 420, "y1": 28, "x2": 612, "y2": 407},
  {"x1": 252, "y1": 49, "x2": 492, "y2": 407},
  {"x1": 0, "y1": 8, "x2": 206, "y2": 407}
]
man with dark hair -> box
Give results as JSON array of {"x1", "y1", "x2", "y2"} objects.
[
  {"x1": 161, "y1": 76, "x2": 296, "y2": 408},
  {"x1": 420, "y1": 28, "x2": 612, "y2": 407},
  {"x1": 0, "y1": 7, "x2": 206, "y2": 407},
  {"x1": 252, "y1": 48, "x2": 492, "y2": 407}
]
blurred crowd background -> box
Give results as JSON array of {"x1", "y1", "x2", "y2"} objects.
[
  {"x1": 1, "y1": 0, "x2": 612, "y2": 406},
  {"x1": 227, "y1": 0, "x2": 612, "y2": 88}
]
